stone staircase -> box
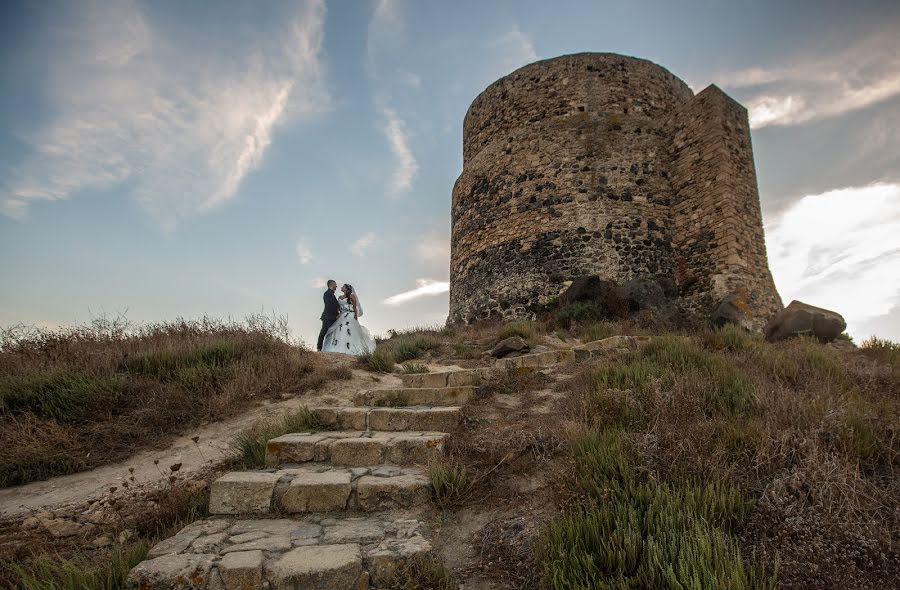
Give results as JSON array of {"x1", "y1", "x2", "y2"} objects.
[{"x1": 126, "y1": 343, "x2": 631, "y2": 589}]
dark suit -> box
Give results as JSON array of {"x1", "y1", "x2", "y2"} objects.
[{"x1": 317, "y1": 288, "x2": 340, "y2": 351}]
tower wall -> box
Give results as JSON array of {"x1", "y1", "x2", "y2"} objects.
[{"x1": 449, "y1": 53, "x2": 782, "y2": 327}]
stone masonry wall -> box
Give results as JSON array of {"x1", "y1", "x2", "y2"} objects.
[
  {"x1": 449, "y1": 53, "x2": 782, "y2": 327},
  {"x1": 667, "y1": 85, "x2": 783, "y2": 328}
]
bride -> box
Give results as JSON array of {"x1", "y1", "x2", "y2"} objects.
[{"x1": 322, "y1": 284, "x2": 376, "y2": 356}]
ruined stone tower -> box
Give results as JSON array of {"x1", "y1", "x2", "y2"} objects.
[{"x1": 449, "y1": 52, "x2": 782, "y2": 329}]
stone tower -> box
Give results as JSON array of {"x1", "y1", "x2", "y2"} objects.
[{"x1": 449, "y1": 52, "x2": 782, "y2": 329}]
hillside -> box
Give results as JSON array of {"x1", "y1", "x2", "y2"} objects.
[{"x1": 1, "y1": 311, "x2": 898, "y2": 589}]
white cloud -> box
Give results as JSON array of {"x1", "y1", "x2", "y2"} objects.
[
  {"x1": 351, "y1": 232, "x2": 377, "y2": 256},
  {"x1": 765, "y1": 182, "x2": 900, "y2": 339},
  {"x1": 416, "y1": 229, "x2": 450, "y2": 268},
  {"x1": 720, "y1": 29, "x2": 900, "y2": 129},
  {"x1": 296, "y1": 241, "x2": 314, "y2": 265},
  {"x1": 1, "y1": 0, "x2": 329, "y2": 227},
  {"x1": 383, "y1": 109, "x2": 418, "y2": 195},
  {"x1": 310, "y1": 277, "x2": 328, "y2": 289},
  {"x1": 490, "y1": 27, "x2": 538, "y2": 74},
  {"x1": 384, "y1": 279, "x2": 450, "y2": 305}
]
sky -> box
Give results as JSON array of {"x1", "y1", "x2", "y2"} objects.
[{"x1": 1, "y1": 0, "x2": 899, "y2": 346}]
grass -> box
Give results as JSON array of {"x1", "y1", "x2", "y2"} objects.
[
  {"x1": 542, "y1": 430, "x2": 773, "y2": 590},
  {"x1": 400, "y1": 362, "x2": 430, "y2": 374},
  {"x1": 0, "y1": 314, "x2": 335, "y2": 486},
  {"x1": 2, "y1": 478, "x2": 211, "y2": 589},
  {"x1": 429, "y1": 461, "x2": 471, "y2": 508},
  {"x1": 230, "y1": 406, "x2": 326, "y2": 469},
  {"x1": 860, "y1": 335, "x2": 900, "y2": 365},
  {"x1": 374, "y1": 391, "x2": 411, "y2": 408},
  {"x1": 357, "y1": 347, "x2": 397, "y2": 373},
  {"x1": 591, "y1": 335, "x2": 754, "y2": 418},
  {"x1": 386, "y1": 554, "x2": 457, "y2": 590},
  {"x1": 498, "y1": 320, "x2": 541, "y2": 341}
]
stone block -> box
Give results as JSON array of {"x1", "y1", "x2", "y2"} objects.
[
  {"x1": 127, "y1": 553, "x2": 214, "y2": 590},
  {"x1": 366, "y1": 535, "x2": 432, "y2": 587},
  {"x1": 218, "y1": 550, "x2": 264, "y2": 590},
  {"x1": 265, "y1": 433, "x2": 327, "y2": 466},
  {"x1": 357, "y1": 474, "x2": 431, "y2": 511},
  {"x1": 146, "y1": 528, "x2": 202, "y2": 559},
  {"x1": 280, "y1": 471, "x2": 352, "y2": 513},
  {"x1": 329, "y1": 438, "x2": 385, "y2": 466},
  {"x1": 387, "y1": 433, "x2": 445, "y2": 465},
  {"x1": 401, "y1": 372, "x2": 450, "y2": 388},
  {"x1": 267, "y1": 544, "x2": 363, "y2": 590},
  {"x1": 447, "y1": 368, "x2": 491, "y2": 387},
  {"x1": 368, "y1": 408, "x2": 460, "y2": 432},
  {"x1": 209, "y1": 472, "x2": 279, "y2": 515}
]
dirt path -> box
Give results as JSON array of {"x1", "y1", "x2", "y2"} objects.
[{"x1": 0, "y1": 354, "x2": 394, "y2": 519}]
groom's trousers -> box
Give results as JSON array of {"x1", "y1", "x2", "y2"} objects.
[{"x1": 317, "y1": 317, "x2": 337, "y2": 351}]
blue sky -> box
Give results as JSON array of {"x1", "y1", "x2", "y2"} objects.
[{"x1": 2, "y1": 0, "x2": 899, "y2": 345}]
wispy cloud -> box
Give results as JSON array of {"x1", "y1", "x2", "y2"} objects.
[
  {"x1": 384, "y1": 279, "x2": 450, "y2": 305},
  {"x1": 490, "y1": 27, "x2": 538, "y2": 74},
  {"x1": 296, "y1": 241, "x2": 314, "y2": 265},
  {"x1": 765, "y1": 182, "x2": 900, "y2": 338},
  {"x1": 310, "y1": 277, "x2": 328, "y2": 289},
  {"x1": 719, "y1": 28, "x2": 900, "y2": 129},
  {"x1": 351, "y1": 232, "x2": 377, "y2": 256},
  {"x1": 1, "y1": 0, "x2": 330, "y2": 226},
  {"x1": 383, "y1": 109, "x2": 418, "y2": 195},
  {"x1": 416, "y1": 229, "x2": 450, "y2": 269}
]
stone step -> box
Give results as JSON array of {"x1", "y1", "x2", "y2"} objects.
[
  {"x1": 401, "y1": 367, "x2": 494, "y2": 388},
  {"x1": 353, "y1": 386, "x2": 475, "y2": 408},
  {"x1": 494, "y1": 348, "x2": 575, "y2": 369},
  {"x1": 572, "y1": 335, "x2": 652, "y2": 360},
  {"x1": 266, "y1": 431, "x2": 447, "y2": 468},
  {"x1": 209, "y1": 465, "x2": 431, "y2": 516},
  {"x1": 310, "y1": 406, "x2": 461, "y2": 432},
  {"x1": 129, "y1": 514, "x2": 432, "y2": 589}
]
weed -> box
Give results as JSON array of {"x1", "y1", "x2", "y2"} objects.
[
  {"x1": 860, "y1": 336, "x2": 900, "y2": 365},
  {"x1": 400, "y1": 362, "x2": 429, "y2": 374},
  {"x1": 386, "y1": 553, "x2": 457, "y2": 590},
  {"x1": 7, "y1": 543, "x2": 152, "y2": 590},
  {"x1": 498, "y1": 320, "x2": 541, "y2": 341},
  {"x1": 374, "y1": 391, "x2": 411, "y2": 408},
  {"x1": 231, "y1": 407, "x2": 326, "y2": 469},
  {"x1": 357, "y1": 347, "x2": 397, "y2": 373},
  {"x1": 430, "y1": 461, "x2": 471, "y2": 508}
]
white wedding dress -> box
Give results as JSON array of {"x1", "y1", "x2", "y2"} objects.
[{"x1": 322, "y1": 297, "x2": 376, "y2": 356}]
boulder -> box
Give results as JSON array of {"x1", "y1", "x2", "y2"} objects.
[
  {"x1": 618, "y1": 277, "x2": 672, "y2": 312},
  {"x1": 764, "y1": 300, "x2": 846, "y2": 343},
  {"x1": 711, "y1": 292, "x2": 753, "y2": 329},
  {"x1": 490, "y1": 336, "x2": 530, "y2": 358}
]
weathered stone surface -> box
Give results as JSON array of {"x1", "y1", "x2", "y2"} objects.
[
  {"x1": 447, "y1": 368, "x2": 493, "y2": 387},
  {"x1": 267, "y1": 544, "x2": 362, "y2": 590},
  {"x1": 400, "y1": 371, "x2": 450, "y2": 388},
  {"x1": 190, "y1": 532, "x2": 229, "y2": 553},
  {"x1": 368, "y1": 407, "x2": 460, "y2": 432},
  {"x1": 387, "y1": 433, "x2": 446, "y2": 464},
  {"x1": 209, "y1": 472, "x2": 279, "y2": 515},
  {"x1": 42, "y1": 518, "x2": 83, "y2": 538},
  {"x1": 329, "y1": 438, "x2": 385, "y2": 466},
  {"x1": 322, "y1": 519, "x2": 386, "y2": 544},
  {"x1": 280, "y1": 471, "x2": 352, "y2": 513},
  {"x1": 310, "y1": 407, "x2": 368, "y2": 430},
  {"x1": 218, "y1": 550, "x2": 264, "y2": 590},
  {"x1": 147, "y1": 529, "x2": 202, "y2": 559},
  {"x1": 355, "y1": 386, "x2": 474, "y2": 407},
  {"x1": 490, "y1": 336, "x2": 530, "y2": 358},
  {"x1": 448, "y1": 53, "x2": 783, "y2": 330},
  {"x1": 366, "y1": 535, "x2": 432, "y2": 587},
  {"x1": 266, "y1": 433, "x2": 328, "y2": 466},
  {"x1": 764, "y1": 300, "x2": 847, "y2": 343},
  {"x1": 495, "y1": 349, "x2": 574, "y2": 369},
  {"x1": 222, "y1": 535, "x2": 291, "y2": 554},
  {"x1": 357, "y1": 473, "x2": 430, "y2": 511},
  {"x1": 127, "y1": 553, "x2": 214, "y2": 590}
]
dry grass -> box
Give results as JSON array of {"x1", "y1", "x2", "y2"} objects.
[
  {"x1": 551, "y1": 326, "x2": 900, "y2": 589},
  {"x1": 0, "y1": 314, "x2": 345, "y2": 486}
]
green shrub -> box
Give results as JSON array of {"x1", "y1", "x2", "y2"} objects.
[
  {"x1": 499, "y1": 320, "x2": 541, "y2": 341},
  {"x1": 357, "y1": 347, "x2": 396, "y2": 373},
  {"x1": 0, "y1": 372, "x2": 125, "y2": 422},
  {"x1": 124, "y1": 341, "x2": 240, "y2": 379},
  {"x1": 386, "y1": 554, "x2": 456, "y2": 590},
  {"x1": 580, "y1": 321, "x2": 611, "y2": 343},
  {"x1": 400, "y1": 362, "x2": 429, "y2": 374},
  {"x1": 860, "y1": 336, "x2": 899, "y2": 365},
  {"x1": 542, "y1": 430, "x2": 770, "y2": 589},
  {"x1": 718, "y1": 323, "x2": 761, "y2": 352},
  {"x1": 556, "y1": 301, "x2": 603, "y2": 326},
  {"x1": 7, "y1": 543, "x2": 152, "y2": 590},
  {"x1": 374, "y1": 391, "x2": 411, "y2": 408},
  {"x1": 430, "y1": 461, "x2": 470, "y2": 508},
  {"x1": 231, "y1": 407, "x2": 326, "y2": 468}
]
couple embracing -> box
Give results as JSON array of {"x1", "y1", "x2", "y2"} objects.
[{"x1": 316, "y1": 280, "x2": 376, "y2": 355}]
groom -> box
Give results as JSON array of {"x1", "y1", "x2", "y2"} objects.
[{"x1": 317, "y1": 279, "x2": 340, "y2": 351}]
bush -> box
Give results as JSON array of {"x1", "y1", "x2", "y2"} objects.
[
  {"x1": 0, "y1": 315, "x2": 331, "y2": 486},
  {"x1": 381, "y1": 331, "x2": 443, "y2": 363},
  {"x1": 860, "y1": 336, "x2": 900, "y2": 365},
  {"x1": 430, "y1": 461, "x2": 471, "y2": 508},
  {"x1": 230, "y1": 407, "x2": 326, "y2": 469},
  {"x1": 386, "y1": 554, "x2": 457, "y2": 590},
  {"x1": 498, "y1": 320, "x2": 541, "y2": 341},
  {"x1": 556, "y1": 301, "x2": 604, "y2": 327},
  {"x1": 7, "y1": 542, "x2": 152, "y2": 590},
  {"x1": 400, "y1": 362, "x2": 429, "y2": 374},
  {"x1": 374, "y1": 391, "x2": 411, "y2": 408},
  {"x1": 542, "y1": 430, "x2": 771, "y2": 589},
  {"x1": 357, "y1": 347, "x2": 396, "y2": 373}
]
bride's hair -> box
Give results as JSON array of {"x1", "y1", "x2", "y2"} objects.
[{"x1": 343, "y1": 284, "x2": 354, "y2": 295}]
